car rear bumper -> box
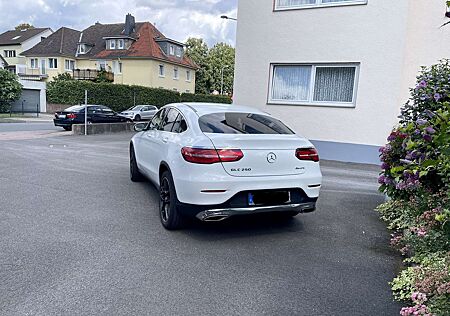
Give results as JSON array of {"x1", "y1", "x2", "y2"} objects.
[
  {"x1": 173, "y1": 172, "x2": 322, "y2": 205},
  {"x1": 194, "y1": 202, "x2": 316, "y2": 222},
  {"x1": 53, "y1": 119, "x2": 71, "y2": 127},
  {"x1": 176, "y1": 187, "x2": 318, "y2": 220}
]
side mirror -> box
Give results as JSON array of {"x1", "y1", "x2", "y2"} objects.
[{"x1": 134, "y1": 122, "x2": 147, "y2": 132}]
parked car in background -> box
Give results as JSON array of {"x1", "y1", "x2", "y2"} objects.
[
  {"x1": 54, "y1": 105, "x2": 128, "y2": 131},
  {"x1": 129, "y1": 103, "x2": 322, "y2": 230},
  {"x1": 119, "y1": 105, "x2": 158, "y2": 121}
]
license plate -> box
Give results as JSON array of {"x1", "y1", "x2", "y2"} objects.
[
  {"x1": 248, "y1": 190, "x2": 291, "y2": 206},
  {"x1": 58, "y1": 114, "x2": 66, "y2": 119}
]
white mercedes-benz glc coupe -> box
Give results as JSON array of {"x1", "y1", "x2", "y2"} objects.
[{"x1": 130, "y1": 103, "x2": 322, "y2": 230}]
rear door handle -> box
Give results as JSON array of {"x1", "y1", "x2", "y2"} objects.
[
  {"x1": 146, "y1": 132, "x2": 154, "y2": 138},
  {"x1": 162, "y1": 137, "x2": 169, "y2": 143}
]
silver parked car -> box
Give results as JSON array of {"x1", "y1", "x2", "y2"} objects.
[{"x1": 119, "y1": 105, "x2": 158, "y2": 121}]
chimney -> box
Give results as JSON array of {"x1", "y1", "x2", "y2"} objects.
[{"x1": 124, "y1": 13, "x2": 135, "y2": 36}]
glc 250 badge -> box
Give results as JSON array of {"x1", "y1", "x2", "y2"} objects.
[{"x1": 230, "y1": 168, "x2": 252, "y2": 172}]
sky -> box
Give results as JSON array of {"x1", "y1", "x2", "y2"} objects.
[{"x1": 0, "y1": 0, "x2": 238, "y2": 46}]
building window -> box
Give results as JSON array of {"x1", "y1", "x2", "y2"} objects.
[
  {"x1": 186, "y1": 89, "x2": 190, "y2": 93},
  {"x1": 186, "y1": 70, "x2": 191, "y2": 82},
  {"x1": 78, "y1": 44, "x2": 86, "y2": 54},
  {"x1": 118, "y1": 39, "x2": 124, "y2": 49},
  {"x1": 65, "y1": 59, "x2": 75, "y2": 71},
  {"x1": 112, "y1": 60, "x2": 122, "y2": 74},
  {"x1": 173, "y1": 67, "x2": 179, "y2": 79},
  {"x1": 274, "y1": 0, "x2": 367, "y2": 10},
  {"x1": 30, "y1": 58, "x2": 38, "y2": 69},
  {"x1": 269, "y1": 63, "x2": 358, "y2": 107},
  {"x1": 173, "y1": 88, "x2": 178, "y2": 92},
  {"x1": 159, "y1": 64, "x2": 165, "y2": 77},
  {"x1": 48, "y1": 58, "x2": 58, "y2": 69},
  {"x1": 97, "y1": 60, "x2": 106, "y2": 71},
  {"x1": 110, "y1": 40, "x2": 116, "y2": 50},
  {"x1": 175, "y1": 47, "x2": 182, "y2": 58},
  {"x1": 169, "y1": 45, "x2": 175, "y2": 55},
  {"x1": 4, "y1": 50, "x2": 16, "y2": 58}
]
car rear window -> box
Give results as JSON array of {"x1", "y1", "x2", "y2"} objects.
[
  {"x1": 198, "y1": 112, "x2": 294, "y2": 135},
  {"x1": 65, "y1": 105, "x2": 85, "y2": 112}
]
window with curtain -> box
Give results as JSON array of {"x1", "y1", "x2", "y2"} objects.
[
  {"x1": 270, "y1": 64, "x2": 358, "y2": 106},
  {"x1": 275, "y1": 0, "x2": 367, "y2": 10}
]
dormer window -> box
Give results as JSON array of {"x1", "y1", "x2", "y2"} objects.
[
  {"x1": 78, "y1": 44, "x2": 86, "y2": 54},
  {"x1": 118, "y1": 39, "x2": 124, "y2": 49},
  {"x1": 169, "y1": 45, "x2": 175, "y2": 55},
  {"x1": 110, "y1": 40, "x2": 116, "y2": 49},
  {"x1": 175, "y1": 47, "x2": 182, "y2": 58}
]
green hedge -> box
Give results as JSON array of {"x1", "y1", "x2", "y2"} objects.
[
  {"x1": 180, "y1": 93, "x2": 232, "y2": 104},
  {"x1": 47, "y1": 81, "x2": 231, "y2": 112}
]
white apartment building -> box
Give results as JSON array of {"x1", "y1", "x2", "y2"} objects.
[{"x1": 233, "y1": 0, "x2": 450, "y2": 164}]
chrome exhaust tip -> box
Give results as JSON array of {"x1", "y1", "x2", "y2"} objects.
[
  {"x1": 196, "y1": 210, "x2": 230, "y2": 222},
  {"x1": 202, "y1": 215, "x2": 230, "y2": 222}
]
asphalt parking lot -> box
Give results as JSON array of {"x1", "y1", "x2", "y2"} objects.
[{"x1": 0, "y1": 131, "x2": 402, "y2": 315}]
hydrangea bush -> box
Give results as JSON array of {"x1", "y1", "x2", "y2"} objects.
[{"x1": 377, "y1": 60, "x2": 450, "y2": 315}]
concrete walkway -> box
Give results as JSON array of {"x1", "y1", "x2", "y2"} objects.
[{"x1": 0, "y1": 114, "x2": 54, "y2": 123}]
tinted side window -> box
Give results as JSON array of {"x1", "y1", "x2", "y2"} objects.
[
  {"x1": 149, "y1": 108, "x2": 167, "y2": 129},
  {"x1": 101, "y1": 108, "x2": 114, "y2": 114},
  {"x1": 172, "y1": 114, "x2": 188, "y2": 133},
  {"x1": 160, "y1": 109, "x2": 178, "y2": 132},
  {"x1": 87, "y1": 107, "x2": 98, "y2": 114},
  {"x1": 198, "y1": 112, "x2": 294, "y2": 135}
]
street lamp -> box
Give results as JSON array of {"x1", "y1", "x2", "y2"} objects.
[{"x1": 220, "y1": 15, "x2": 237, "y2": 21}]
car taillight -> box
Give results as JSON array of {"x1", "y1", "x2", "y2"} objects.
[
  {"x1": 181, "y1": 147, "x2": 243, "y2": 164},
  {"x1": 296, "y1": 148, "x2": 319, "y2": 162},
  {"x1": 67, "y1": 113, "x2": 77, "y2": 119}
]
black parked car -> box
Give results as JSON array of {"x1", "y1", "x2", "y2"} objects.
[{"x1": 54, "y1": 105, "x2": 128, "y2": 131}]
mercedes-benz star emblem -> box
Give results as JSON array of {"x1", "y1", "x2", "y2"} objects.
[{"x1": 267, "y1": 152, "x2": 277, "y2": 163}]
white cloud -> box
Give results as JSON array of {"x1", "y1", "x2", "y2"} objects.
[{"x1": 0, "y1": 0, "x2": 237, "y2": 46}]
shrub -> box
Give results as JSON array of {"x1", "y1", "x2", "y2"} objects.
[
  {"x1": 47, "y1": 81, "x2": 232, "y2": 112},
  {"x1": 0, "y1": 69, "x2": 22, "y2": 112},
  {"x1": 377, "y1": 60, "x2": 450, "y2": 315},
  {"x1": 47, "y1": 81, "x2": 180, "y2": 112}
]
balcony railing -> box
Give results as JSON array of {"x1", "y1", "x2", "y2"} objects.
[
  {"x1": 17, "y1": 68, "x2": 48, "y2": 81},
  {"x1": 73, "y1": 69, "x2": 114, "y2": 82}
]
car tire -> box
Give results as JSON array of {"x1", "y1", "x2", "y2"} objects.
[
  {"x1": 130, "y1": 144, "x2": 144, "y2": 182},
  {"x1": 63, "y1": 126, "x2": 72, "y2": 131},
  {"x1": 159, "y1": 170, "x2": 184, "y2": 230},
  {"x1": 134, "y1": 115, "x2": 141, "y2": 121}
]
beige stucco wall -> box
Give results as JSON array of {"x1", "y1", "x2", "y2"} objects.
[
  {"x1": 0, "y1": 44, "x2": 23, "y2": 66},
  {"x1": 24, "y1": 55, "x2": 195, "y2": 92},
  {"x1": 76, "y1": 59, "x2": 97, "y2": 70},
  {"x1": 233, "y1": 0, "x2": 450, "y2": 147},
  {"x1": 149, "y1": 60, "x2": 196, "y2": 93}
]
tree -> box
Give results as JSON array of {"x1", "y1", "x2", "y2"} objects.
[
  {"x1": 185, "y1": 38, "x2": 210, "y2": 94},
  {"x1": 207, "y1": 43, "x2": 235, "y2": 95},
  {"x1": 0, "y1": 69, "x2": 22, "y2": 112},
  {"x1": 47, "y1": 73, "x2": 73, "y2": 91},
  {"x1": 15, "y1": 23, "x2": 34, "y2": 31}
]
